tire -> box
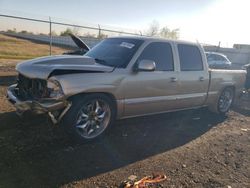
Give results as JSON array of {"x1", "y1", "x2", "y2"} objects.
[
  {"x1": 60, "y1": 94, "x2": 116, "y2": 143},
  {"x1": 217, "y1": 87, "x2": 234, "y2": 115}
]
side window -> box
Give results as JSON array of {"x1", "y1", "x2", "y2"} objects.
[
  {"x1": 178, "y1": 44, "x2": 203, "y2": 71},
  {"x1": 215, "y1": 55, "x2": 226, "y2": 61},
  {"x1": 138, "y1": 42, "x2": 174, "y2": 71},
  {"x1": 207, "y1": 54, "x2": 216, "y2": 61}
]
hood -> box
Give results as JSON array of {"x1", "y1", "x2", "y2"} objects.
[
  {"x1": 16, "y1": 55, "x2": 114, "y2": 79},
  {"x1": 69, "y1": 34, "x2": 90, "y2": 51}
]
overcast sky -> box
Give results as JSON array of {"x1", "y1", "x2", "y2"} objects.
[{"x1": 0, "y1": 0, "x2": 249, "y2": 47}]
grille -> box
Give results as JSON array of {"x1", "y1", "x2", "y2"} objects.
[{"x1": 17, "y1": 74, "x2": 48, "y2": 99}]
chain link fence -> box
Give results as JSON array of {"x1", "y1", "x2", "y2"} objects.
[
  {"x1": 0, "y1": 14, "x2": 145, "y2": 56},
  {"x1": 1, "y1": 14, "x2": 250, "y2": 69}
]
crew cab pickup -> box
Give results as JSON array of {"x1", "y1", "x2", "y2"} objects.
[{"x1": 7, "y1": 37, "x2": 246, "y2": 142}]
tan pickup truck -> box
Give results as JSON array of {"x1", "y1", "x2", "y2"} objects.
[{"x1": 7, "y1": 37, "x2": 246, "y2": 142}]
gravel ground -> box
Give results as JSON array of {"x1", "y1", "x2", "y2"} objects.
[{"x1": 0, "y1": 69, "x2": 249, "y2": 188}]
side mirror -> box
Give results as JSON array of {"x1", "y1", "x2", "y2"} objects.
[{"x1": 135, "y1": 59, "x2": 156, "y2": 72}]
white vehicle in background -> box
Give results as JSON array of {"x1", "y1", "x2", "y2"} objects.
[{"x1": 205, "y1": 52, "x2": 232, "y2": 69}]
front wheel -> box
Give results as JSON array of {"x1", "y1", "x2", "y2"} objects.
[
  {"x1": 61, "y1": 94, "x2": 116, "y2": 143},
  {"x1": 217, "y1": 87, "x2": 234, "y2": 114}
]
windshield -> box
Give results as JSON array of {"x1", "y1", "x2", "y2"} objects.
[{"x1": 85, "y1": 38, "x2": 143, "y2": 68}]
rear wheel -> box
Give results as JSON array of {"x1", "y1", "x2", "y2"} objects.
[
  {"x1": 217, "y1": 87, "x2": 234, "y2": 114},
  {"x1": 61, "y1": 94, "x2": 116, "y2": 143}
]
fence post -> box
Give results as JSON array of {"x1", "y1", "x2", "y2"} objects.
[
  {"x1": 98, "y1": 24, "x2": 101, "y2": 39},
  {"x1": 49, "y1": 17, "x2": 52, "y2": 55},
  {"x1": 216, "y1": 41, "x2": 221, "y2": 52}
]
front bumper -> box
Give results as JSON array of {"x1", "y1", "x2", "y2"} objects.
[{"x1": 7, "y1": 84, "x2": 67, "y2": 115}]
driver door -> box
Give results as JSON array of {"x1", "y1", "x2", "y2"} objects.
[{"x1": 123, "y1": 42, "x2": 180, "y2": 117}]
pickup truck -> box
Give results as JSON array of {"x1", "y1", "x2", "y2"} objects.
[{"x1": 7, "y1": 37, "x2": 246, "y2": 142}]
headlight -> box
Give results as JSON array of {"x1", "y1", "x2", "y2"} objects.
[{"x1": 47, "y1": 79, "x2": 64, "y2": 98}]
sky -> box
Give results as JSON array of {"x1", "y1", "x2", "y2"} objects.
[{"x1": 0, "y1": 0, "x2": 250, "y2": 47}]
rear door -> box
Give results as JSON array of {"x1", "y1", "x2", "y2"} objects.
[{"x1": 175, "y1": 43, "x2": 209, "y2": 108}]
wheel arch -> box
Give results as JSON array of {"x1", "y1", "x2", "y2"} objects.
[
  {"x1": 208, "y1": 85, "x2": 235, "y2": 113},
  {"x1": 221, "y1": 85, "x2": 235, "y2": 93},
  {"x1": 67, "y1": 92, "x2": 119, "y2": 117}
]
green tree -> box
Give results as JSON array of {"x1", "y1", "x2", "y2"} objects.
[
  {"x1": 19, "y1": 30, "x2": 34, "y2": 35},
  {"x1": 6, "y1": 28, "x2": 17, "y2": 33},
  {"x1": 60, "y1": 27, "x2": 81, "y2": 36},
  {"x1": 60, "y1": 28, "x2": 73, "y2": 36}
]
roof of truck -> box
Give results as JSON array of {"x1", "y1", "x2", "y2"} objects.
[{"x1": 109, "y1": 36, "x2": 200, "y2": 46}]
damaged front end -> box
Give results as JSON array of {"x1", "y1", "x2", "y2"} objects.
[
  {"x1": 6, "y1": 53, "x2": 115, "y2": 124},
  {"x1": 7, "y1": 74, "x2": 71, "y2": 124}
]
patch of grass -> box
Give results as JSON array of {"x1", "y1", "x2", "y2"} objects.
[
  {"x1": 0, "y1": 55, "x2": 38, "y2": 60},
  {"x1": 0, "y1": 34, "x2": 71, "y2": 62}
]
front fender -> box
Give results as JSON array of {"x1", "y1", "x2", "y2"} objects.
[{"x1": 54, "y1": 72, "x2": 126, "y2": 119}]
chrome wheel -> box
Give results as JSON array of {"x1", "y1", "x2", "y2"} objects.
[
  {"x1": 75, "y1": 99, "x2": 111, "y2": 139},
  {"x1": 218, "y1": 88, "x2": 234, "y2": 113}
]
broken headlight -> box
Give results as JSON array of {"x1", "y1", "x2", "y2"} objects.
[{"x1": 47, "y1": 79, "x2": 64, "y2": 98}]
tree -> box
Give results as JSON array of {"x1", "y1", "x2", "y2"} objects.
[
  {"x1": 146, "y1": 20, "x2": 160, "y2": 36},
  {"x1": 20, "y1": 30, "x2": 28, "y2": 34},
  {"x1": 160, "y1": 27, "x2": 179, "y2": 40},
  {"x1": 60, "y1": 28, "x2": 73, "y2": 36},
  {"x1": 6, "y1": 28, "x2": 17, "y2": 33},
  {"x1": 72, "y1": 27, "x2": 80, "y2": 35},
  {"x1": 60, "y1": 27, "x2": 82, "y2": 36},
  {"x1": 51, "y1": 30, "x2": 58, "y2": 36},
  {"x1": 46, "y1": 30, "x2": 58, "y2": 36},
  {"x1": 19, "y1": 30, "x2": 33, "y2": 35},
  {"x1": 82, "y1": 32, "x2": 96, "y2": 38},
  {"x1": 145, "y1": 20, "x2": 180, "y2": 39}
]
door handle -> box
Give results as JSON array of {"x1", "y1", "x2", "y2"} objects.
[
  {"x1": 199, "y1": 77, "x2": 205, "y2": 81},
  {"x1": 170, "y1": 77, "x2": 178, "y2": 82}
]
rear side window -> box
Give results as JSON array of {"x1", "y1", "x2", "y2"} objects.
[
  {"x1": 138, "y1": 42, "x2": 174, "y2": 71},
  {"x1": 178, "y1": 44, "x2": 203, "y2": 71},
  {"x1": 215, "y1": 54, "x2": 227, "y2": 61},
  {"x1": 206, "y1": 54, "x2": 216, "y2": 61}
]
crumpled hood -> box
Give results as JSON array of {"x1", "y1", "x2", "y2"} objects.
[{"x1": 16, "y1": 55, "x2": 114, "y2": 79}]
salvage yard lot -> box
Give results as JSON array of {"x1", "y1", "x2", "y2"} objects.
[{"x1": 0, "y1": 36, "x2": 249, "y2": 187}]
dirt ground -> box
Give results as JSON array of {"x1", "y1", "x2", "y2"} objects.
[{"x1": 0, "y1": 65, "x2": 250, "y2": 188}]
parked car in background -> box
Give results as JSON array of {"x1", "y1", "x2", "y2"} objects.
[
  {"x1": 7, "y1": 37, "x2": 246, "y2": 142},
  {"x1": 205, "y1": 52, "x2": 232, "y2": 69}
]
